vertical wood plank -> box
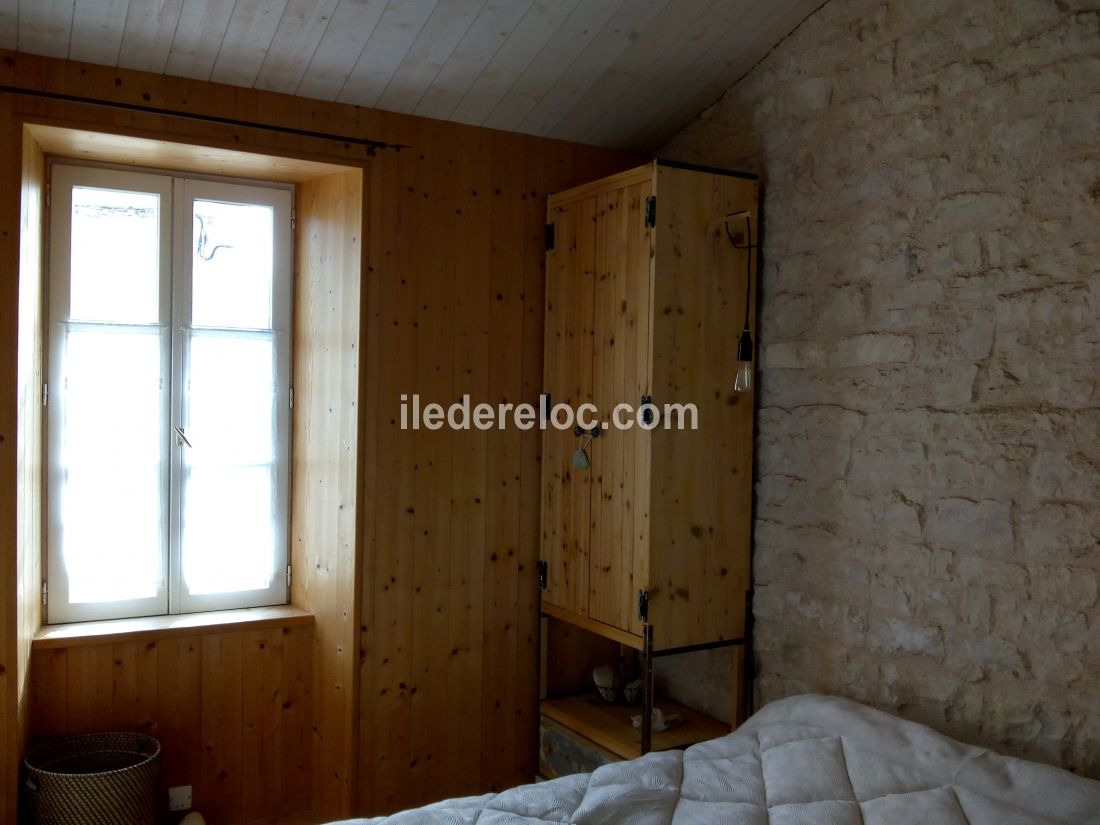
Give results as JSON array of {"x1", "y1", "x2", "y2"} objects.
[
  {"x1": 441, "y1": 124, "x2": 490, "y2": 798},
  {"x1": 106, "y1": 642, "x2": 138, "y2": 731},
  {"x1": 481, "y1": 129, "x2": 526, "y2": 789},
  {"x1": 62, "y1": 646, "x2": 94, "y2": 733},
  {"x1": 200, "y1": 632, "x2": 243, "y2": 824},
  {"x1": 28, "y1": 647, "x2": 67, "y2": 740},
  {"x1": 240, "y1": 629, "x2": 264, "y2": 819},
  {"x1": 514, "y1": 122, "x2": 551, "y2": 785},
  {"x1": 589, "y1": 189, "x2": 618, "y2": 629},
  {"x1": 281, "y1": 625, "x2": 313, "y2": 804},
  {"x1": 155, "y1": 636, "x2": 201, "y2": 793},
  {"x1": 408, "y1": 122, "x2": 456, "y2": 801}
]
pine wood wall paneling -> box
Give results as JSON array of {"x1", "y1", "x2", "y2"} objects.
[
  {"x1": 26, "y1": 625, "x2": 313, "y2": 823},
  {"x1": 292, "y1": 168, "x2": 364, "y2": 820},
  {"x1": 358, "y1": 134, "x2": 635, "y2": 815},
  {"x1": 2, "y1": 61, "x2": 365, "y2": 817},
  {"x1": 0, "y1": 48, "x2": 638, "y2": 819}
]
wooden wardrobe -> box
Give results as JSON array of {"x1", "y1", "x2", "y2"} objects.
[{"x1": 538, "y1": 159, "x2": 758, "y2": 766}]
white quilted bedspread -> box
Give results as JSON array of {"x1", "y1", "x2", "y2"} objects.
[{"x1": 333, "y1": 694, "x2": 1100, "y2": 824}]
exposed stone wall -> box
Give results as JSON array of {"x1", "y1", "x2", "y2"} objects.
[{"x1": 661, "y1": 0, "x2": 1100, "y2": 773}]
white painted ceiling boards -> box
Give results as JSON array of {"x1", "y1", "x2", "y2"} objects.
[{"x1": 0, "y1": 0, "x2": 822, "y2": 150}]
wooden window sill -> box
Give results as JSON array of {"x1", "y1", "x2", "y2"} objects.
[{"x1": 32, "y1": 605, "x2": 314, "y2": 650}]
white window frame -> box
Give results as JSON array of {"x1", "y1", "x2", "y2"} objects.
[{"x1": 46, "y1": 162, "x2": 293, "y2": 623}]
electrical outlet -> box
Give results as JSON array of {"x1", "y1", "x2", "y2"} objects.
[{"x1": 168, "y1": 785, "x2": 192, "y2": 812}]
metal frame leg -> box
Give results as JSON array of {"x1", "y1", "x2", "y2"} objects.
[{"x1": 641, "y1": 624, "x2": 654, "y2": 754}]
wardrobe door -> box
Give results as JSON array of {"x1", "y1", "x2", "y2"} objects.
[
  {"x1": 588, "y1": 180, "x2": 654, "y2": 633},
  {"x1": 648, "y1": 166, "x2": 757, "y2": 650},
  {"x1": 540, "y1": 196, "x2": 597, "y2": 615}
]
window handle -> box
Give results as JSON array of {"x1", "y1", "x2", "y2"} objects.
[{"x1": 174, "y1": 426, "x2": 192, "y2": 448}]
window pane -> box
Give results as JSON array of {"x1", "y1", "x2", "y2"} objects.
[
  {"x1": 59, "y1": 327, "x2": 164, "y2": 603},
  {"x1": 70, "y1": 187, "x2": 160, "y2": 324},
  {"x1": 191, "y1": 200, "x2": 274, "y2": 330},
  {"x1": 182, "y1": 466, "x2": 275, "y2": 595},
  {"x1": 181, "y1": 332, "x2": 278, "y2": 595}
]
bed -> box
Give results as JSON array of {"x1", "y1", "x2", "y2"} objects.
[{"x1": 332, "y1": 694, "x2": 1100, "y2": 824}]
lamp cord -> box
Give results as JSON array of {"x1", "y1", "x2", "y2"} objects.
[{"x1": 724, "y1": 214, "x2": 754, "y2": 330}]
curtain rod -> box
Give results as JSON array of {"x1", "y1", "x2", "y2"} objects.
[{"x1": 0, "y1": 84, "x2": 406, "y2": 155}]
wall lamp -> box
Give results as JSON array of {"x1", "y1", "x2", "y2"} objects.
[{"x1": 724, "y1": 210, "x2": 757, "y2": 395}]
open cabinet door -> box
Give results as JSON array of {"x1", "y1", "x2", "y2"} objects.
[{"x1": 540, "y1": 197, "x2": 596, "y2": 616}]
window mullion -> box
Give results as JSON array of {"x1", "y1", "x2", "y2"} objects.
[{"x1": 167, "y1": 178, "x2": 188, "y2": 616}]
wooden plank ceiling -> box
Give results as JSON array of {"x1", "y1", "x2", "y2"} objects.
[{"x1": 0, "y1": 0, "x2": 822, "y2": 151}]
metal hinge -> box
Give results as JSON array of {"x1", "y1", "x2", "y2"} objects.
[
  {"x1": 545, "y1": 222, "x2": 555, "y2": 251},
  {"x1": 289, "y1": 387, "x2": 294, "y2": 410},
  {"x1": 45, "y1": 183, "x2": 51, "y2": 208},
  {"x1": 537, "y1": 561, "x2": 548, "y2": 590},
  {"x1": 644, "y1": 196, "x2": 656, "y2": 228},
  {"x1": 41, "y1": 580, "x2": 48, "y2": 610},
  {"x1": 291, "y1": 208, "x2": 296, "y2": 231},
  {"x1": 637, "y1": 589, "x2": 649, "y2": 622},
  {"x1": 287, "y1": 564, "x2": 292, "y2": 590},
  {"x1": 42, "y1": 383, "x2": 48, "y2": 407}
]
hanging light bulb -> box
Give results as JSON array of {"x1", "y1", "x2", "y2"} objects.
[
  {"x1": 725, "y1": 211, "x2": 756, "y2": 395},
  {"x1": 734, "y1": 326, "x2": 754, "y2": 394}
]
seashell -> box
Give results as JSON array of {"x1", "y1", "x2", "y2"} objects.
[{"x1": 593, "y1": 664, "x2": 619, "y2": 702}]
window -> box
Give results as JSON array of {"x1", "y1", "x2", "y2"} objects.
[{"x1": 46, "y1": 163, "x2": 292, "y2": 623}]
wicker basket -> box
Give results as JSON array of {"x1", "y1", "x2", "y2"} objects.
[{"x1": 23, "y1": 732, "x2": 161, "y2": 825}]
